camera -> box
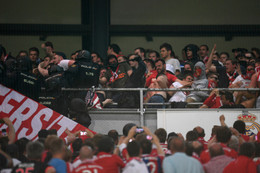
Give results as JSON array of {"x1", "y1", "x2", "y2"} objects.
[
  {"x1": 136, "y1": 127, "x2": 144, "y2": 133},
  {"x1": 80, "y1": 131, "x2": 87, "y2": 136}
]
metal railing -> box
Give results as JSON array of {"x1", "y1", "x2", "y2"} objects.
[{"x1": 53, "y1": 87, "x2": 260, "y2": 127}]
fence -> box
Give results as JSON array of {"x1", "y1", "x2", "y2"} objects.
[{"x1": 51, "y1": 87, "x2": 260, "y2": 127}]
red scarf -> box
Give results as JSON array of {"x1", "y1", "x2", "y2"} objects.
[
  {"x1": 227, "y1": 70, "x2": 237, "y2": 85},
  {"x1": 108, "y1": 66, "x2": 119, "y2": 84}
]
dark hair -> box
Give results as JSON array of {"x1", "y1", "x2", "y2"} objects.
[
  {"x1": 160, "y1": 43, "x2": 175, "y2": 57},
  {"x1": 97, "y1": 136, "x2": 114, "y2": 153},
  {"x1": 127, "y1": 140, "x2": 141, "y2": 157},
  {"x1": 107, "y1": 54, "x2": 117, "y2": 64},
  {"x1": 38, "y1": 129, "x2": 49, "y2": 138},
  {"x1": 108, "y1": 130, "x2": 119, "y2": 144},
  {"x1": 109, "y1": 44, "x2": 121, "y2": 54},
  {"x1": 45, "y1": 41, "x2": 54, "y2": 49},
  {"x1": 29, "y1": 47, "x2": 39, "y2": 55},
  {"x1": 200, "y1": 44, "x2": 209, "y2": 51},
  {"x1": 144, "y1": 58, "x2": 155, "y2": 69},
  {"x1": 48, "y1": 129, "x2": 57, "y2": 136},
  {"x1": 220, "y1": 52, "x2": 230, "y2": 58},
  {"x1": 18, "y1": 50, "x2": 28, "y2": 57},
  {"x1": 123, "y1": 123, "x2": 136, "y2": 136},
  {"x1": 72, "y1": 138, "x2": 83, "y2": 153},
  {"x1": 154, "y1": 128, "x2": 167, "y2": 143},
  {"x1": 233, "y1": 120, "x2": 246, "y2": 134},
  {"x1": 216, "y1": 126, "x2": 232, "y2": 143},
  {"x1": 225, "y1": 58, "x2": 237, "y2": 65},
  {"x1": 91, "y1": 51, "x2": 101, "y2": 58},
  {"x1": 239, "y1": 142, "x2": 255, "y2": 158},
  {"x1": 186, "y1": 131, "x2": 198, "y2": 141},
  {"x1": 148, "y1": 50, "x2": 160, "y2": 58},
  {"x1": 155, "y1": 58, "x2": 166, "y2": 65},
  {"x1": 183, "y1": 73, "x2": 194, "y2": 80},
  {"x1": 135, "y1": 47, "x2": 146, "y2": 57},
  {"x1": 140, "y1": 139, "x2": 152, "y2": 154},
  {"x1": 221, "y1": 91, "x2": 234, "y2": 103}
]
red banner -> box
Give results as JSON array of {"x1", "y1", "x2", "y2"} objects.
[{"x1": 0, "y1": 84, "x2": 95, "y2": 141}]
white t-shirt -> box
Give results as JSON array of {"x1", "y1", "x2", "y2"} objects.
[
  {"x1": 169, "y1": 82, "x2": 187, "y2": 102},
  {"x1": 58, "y1": 60, "x2": 71, "y2": 71},
  {"x1": 166, "y1": 58, "x2": 181, "y2": 73},
  {"x1": 232, "y1": 75, "x2": 251, "y2": 88},
  {"x1": 123, "y1": 158, "x2": 149, "y2": 173}
]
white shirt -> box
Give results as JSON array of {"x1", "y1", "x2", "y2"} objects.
[
  {"x1": 58, "y1": 60, "x2": 71, "y2": 71},
  {"x1": 169, "y1": 82, "x2": 187, "y2": 102},
  {"x1": 232, "y1": 75, "x2": 251, "y2": 88},
  {"x1": 166, "y1": 58, "x2": 181, "y2": 74},
  {"x1": 123, "y1": 158, "x2": 149, "y2": 173}
]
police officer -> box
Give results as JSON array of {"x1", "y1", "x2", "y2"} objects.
[
  {"x1": 65, "y1": 50, "x2": 100, "y2": 99},
  {"x1": 16, "y1": 56, "x2": 41, "y2": 101}
]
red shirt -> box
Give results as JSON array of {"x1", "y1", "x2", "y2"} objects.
[
  {"x1": 203, "y1": 94, "x2": 222, "y2": 108},
  {"x1": 197, "y1": 137, "x2": 208, "y2": 150},
  {"x1": 73, "y1": 160, "x2": 105, "y2": 173},
  {"x1": 145, "y1": 71, "x2": 177, "y2": 88},
  {"x1": 94, "y1": 152, "x2": 125, "y2": 173},
  {"x1": 223, "y1": 156, "x2": 257, "y2": 173},
  {"x1": 200, "y1": 143, "x2": 238, "y2": 164},
  {"x1": 145, "y1": 71, "x2": 158, "y2": 87}
]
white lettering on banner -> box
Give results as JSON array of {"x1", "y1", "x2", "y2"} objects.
[
  {"x1": 0, "y1": 84, "x2": 10, "y2": 97},
  {"x1": 56, "y1": 117, "x2": 77, "y2": 136},
  {"x1": 10, "y1": 98, "x2": 38, "y2": 132},
  {"x1": 18, "y1": 108, "x2": 53, "y2": 139},
  {"x1": 0, "y1": 90, "x2": 25, "y2": 115}
]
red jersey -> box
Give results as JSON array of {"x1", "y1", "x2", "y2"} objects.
[
  {"x1": 203, "y1": 94, "x2": 222, "y2": 108},
  {"x1": 197, "y1": 137, "x2": 208, "y2": 150},
  {"x1": 141, "y1": 154, "x2": 164, "y2": 173},
  {"x1": 94, "y1": 152, "x2": 125, "y2": 173},
  {"x1": 145, "y1": 72, "x2": 177, "y2": 88},
  {"x1": 73, "y1": 160, "x2": 104, "y2": 173},
  {"x1": 200, "y1": 143, "x2": 238, "y2": 164},
  {"x1": 223, "y1": 156, "x2": 257, "y2": 173}
]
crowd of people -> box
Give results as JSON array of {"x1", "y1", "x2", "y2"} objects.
[
  {"x1": 1, "y1": 114, "x2": 260, "y2": 172},
  {"x1": 1, "y1": 42, "x2": 260, "y2": 112}
]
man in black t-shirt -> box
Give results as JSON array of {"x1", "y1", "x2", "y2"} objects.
[{"x1": 12, "y1": 141, "x2": 53, "y2": 173}]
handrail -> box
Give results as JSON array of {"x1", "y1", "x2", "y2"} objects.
[
  {"x1": 60, "y1": 87, "x2": 260, "y2": 92},
  {"x1": 41, "y1": 87, "x2": 260, "y2": 126}
]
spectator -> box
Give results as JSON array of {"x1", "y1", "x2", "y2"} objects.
[
  {"x1": 186, "y1": 61, "x2": 209, "y2": 103},
  {"x1": 48, "y1": 137, "x2": 67, "y2": 173},
  {"x1": 193, "y1": 126, "x2": 208, "y2": 150},
  {"x1": 223, "y1": 142, "x2": 257, "y2": 173},
  {"x1": 122, "y1": 141, "x2": 149, "y2": 173},
  {"x1": 199, "y1": 44, "x2": 209, "y2": 63},
  {"x1": 107, "y1": 44, "x2": 122, "y2": 57},
  {"x1": 168, "y1": 73, "x2": 193, "y2": 108},
  {"x1": 219, "y1": 52, "x2": 229, "y2": 66},
  {"x1": 147, "y1": 50, "x2": 160, "y2": 62},
  {"x1": 183, "y1": 44, "x2": 200, "y2": 65},
  {"x1": 160, "y1": 43, "x2": 181, "y2": 75},
  {"x1": 91, "y1": 51, "x2": 100, "y2": 64},
  {"x1": 207, "y1": 45, "x2": 239, "y2": 88},
  {"x1": 203, "y1": 143, "x2": 234, "y2": 173},
  {"x1": 108, "y1": 130, "x2": 119, "y2": 146},
  {"x1": 162, "y1": 137, "x2": 204, "y2": 173},
  {"x1": 117, "y1": 55, "x2": 127, "y2": 63},
  {"x1": 99, "y1": 54, "x2": 132, "y2": 103},
  {"x1": 95, "y1": 136, "x2": 125, "y2": 173},
  {"x1": 12, "y1": 141, "x2": 54, "y2": 173},
  {"x1": 134, "y1": 47, "x2": 146, "y2": 60},
  {"x1": 200, "y1": 126, "x2": 238, "y2": 164},
  {"x1": 154, "y1": 128, "x2": 168, "y2": 153},
  {"x1": 29, "y1": 47, "x2": 40, "y2": 72}
]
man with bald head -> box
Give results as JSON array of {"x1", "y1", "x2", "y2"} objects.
[
  {"x1": 73, "y1": 143, "x2": 104, "y2": 173},
  {"x1": 193, "y1": 126, "x2": 208, "y2": 149},
  {"x1": 203, "y1": 143, "x2": 234, "y2": 173},
  {"x1": 162, "y1": 137, "x2": 203, "y2": 173}
]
